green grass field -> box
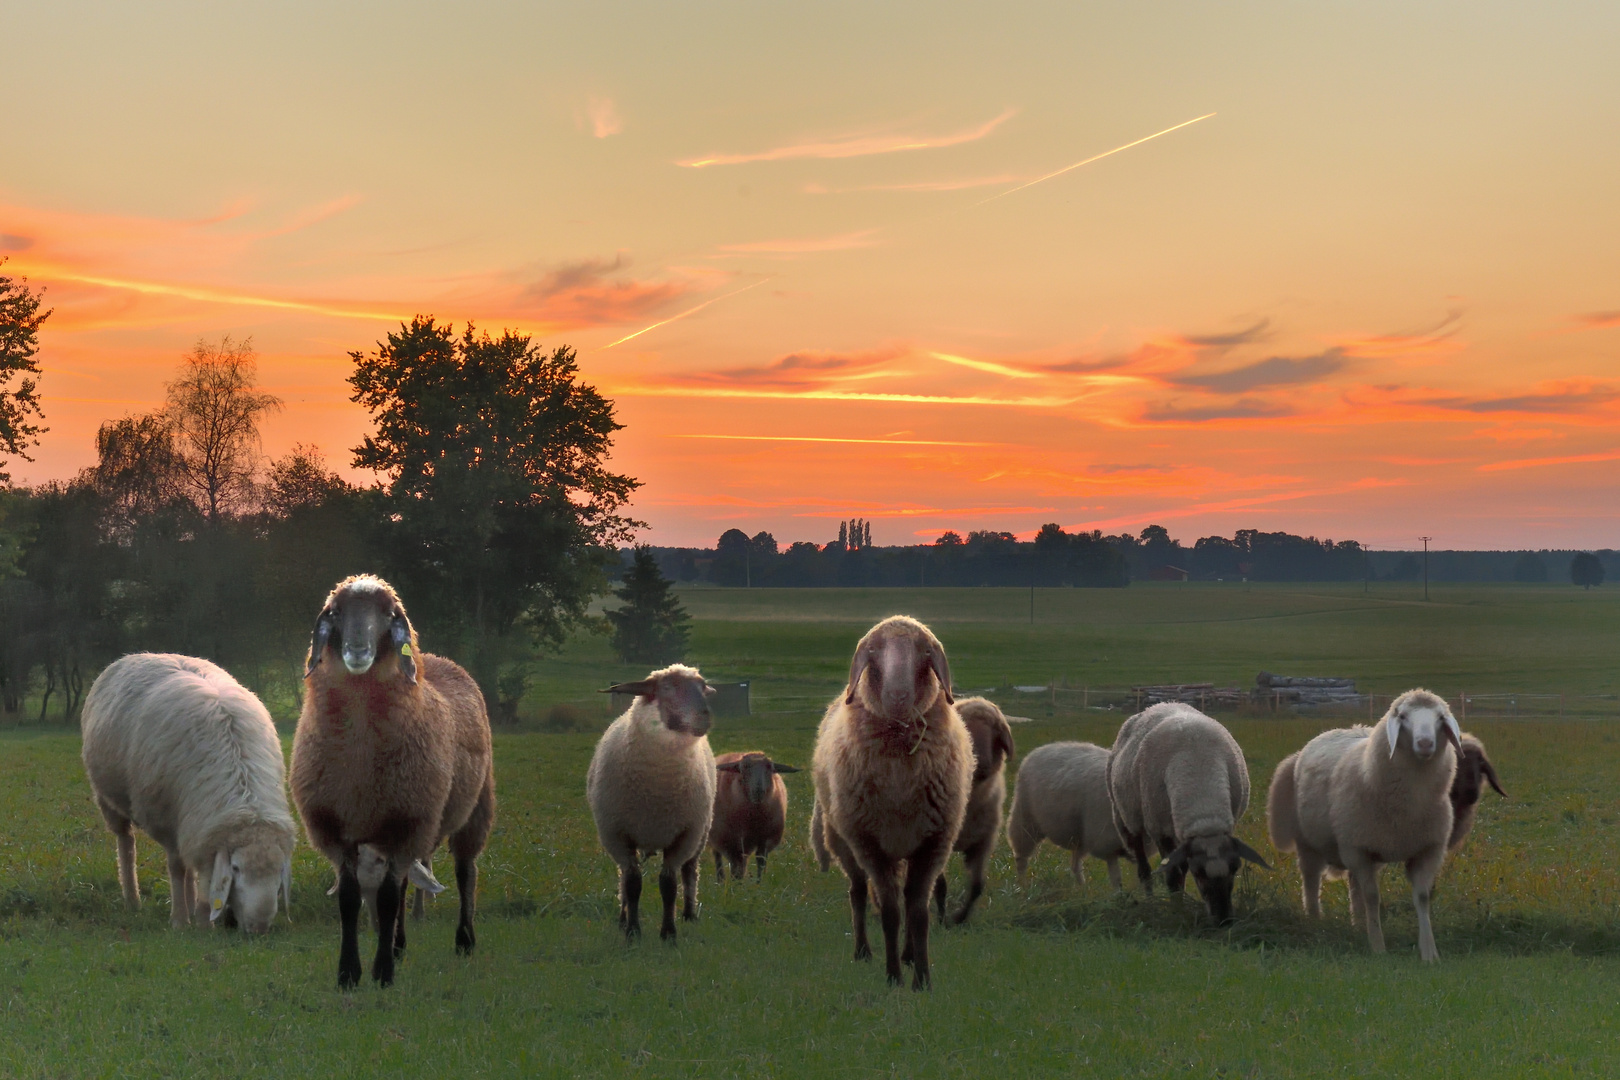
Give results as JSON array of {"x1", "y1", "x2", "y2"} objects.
[{"x1": 3, "y1": 583, "x2": 1618, "y2": 1077}]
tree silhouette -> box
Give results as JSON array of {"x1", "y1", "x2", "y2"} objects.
[
  {"x1": 606, "y1": 546, "x2": 691, "y2": 665},
  {"x1": 0, "y1": 260, "x2": 49, "y2": 481},
  {"x1": 165, "y1": 336, "x2": 282, "y2": 523},
  {"x1": 1570, "y1": 552, "x2": 1605, "y2": 590}
]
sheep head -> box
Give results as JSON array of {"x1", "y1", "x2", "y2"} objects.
[
  {"x1": 717, "y1": 751, "x2": 799, "y2": 804},
  {"x1": 306, "y1": 575, "x2": 419, "y2": 684},
  {"x1": 1161, "y1": 834, "x2": 1271, "y2": 925},
  {"x1": 845, "y1": 615, "x2": 953, "y2": 719},
  {"x1": 605, "y1": 664, "x2": 714, "y2": 737},
  {"x1": 1451, "y1": 734, "x2": 1506, "y2": 811},
  {"x1": 1382, "y1": 689, "x2": 1462, "y2": 761},
  {"x1": 210, "y1": 827, "x2": 293, "y2": 934},
  {"x1": 955, "y1": 697, "x2": 1015, "y2": 785}
]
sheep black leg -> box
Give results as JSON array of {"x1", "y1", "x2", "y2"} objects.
[
  {"x1": 1158, "y1": 836, "x2": 1187, "y2": 893},
  {"x1": 680, "y1": 853, "x2": 701, "y2": 922},
  {"x1": 953, "y1": 839, "x2": 991, "y2": 925},
  {"x1": 393, "y1": 875, "x2": 409, "y2": 959},
  {"x1": 658, "y1": 860, "x2": 680, "y2": 942},
  {"x1": 454, "y1": 854, "x2": 478, "y2": 955},
  {"x1": 847, "y1": 867, "x2": 872, "y2": 960},
  {"x1": 755, "y1": 854, "x2": 766, "y2": 881},
  {"x1": 902, "y1": 862, "x2": 937, "y2": 991},
  {"x1": 873, "y1": 872, "x2": 904, "y2": 986},
  {"x1": 714, "y1": 850, "x2": 725, "y2": 883},
  {"x1": 372, "y1": 873, "x2": 400, "y2": 987},
  {"x1": 337, "y1": 866, "x2": 362, "y2": 989},
  {"x1": 1126, "y1": 832, "x2": 1154, "y2": 894},
  {"x1": 932, "y1": 873, "x2": 948, "y2": 924},
  {"x1": 620, "y1": 862, "x2": 642, "y2": 940}
]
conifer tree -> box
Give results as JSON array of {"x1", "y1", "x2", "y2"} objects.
[{"x1": 606, "y1": 545, "x2": 691, "y2": 664}]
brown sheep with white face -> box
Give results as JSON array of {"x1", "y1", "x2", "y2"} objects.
[
  {"x1": 931, "y1": 697, "x2": 1015, "y2": 924},
  {"x1": 710, "y1": 751, "x2": 799, "y2": 881},
  {"x1": 811, "y1": 615, "x2": 972, "y2": 990},
  {"x1": 291, "y1": 575, "x2": 496, "y2": 989}
]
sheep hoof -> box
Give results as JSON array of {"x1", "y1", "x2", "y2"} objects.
[
  {"x1": 659, "y1": 925, "x2": 677, "y2": 943},
  {"x1": 455, "y1": 925, "x2": 476, "y2": 954},
  {"x1": 886, "y1": 971, "x2": 904, "y2": 987},
  {"x1": 853, "y1": 943, "x2": 872, "y2": 961},
  {"x1": 338, "y1": 962, "x2": 361, "y2": 990},
  {"x1": 911, "y1": 972, "x2": 931, "y2": 992}
]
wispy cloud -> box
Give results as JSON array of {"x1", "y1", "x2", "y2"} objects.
[
  {"x1": 669, "y1": 433, "x2": 1000, "y2": 447},
  {"x1": 1336, "y1": 310, "x2": 1461, "y2": 358},
  {"x1": 803, "y1": 174, "x2": 1028, "y2": 195},
  {"x1": 1138, "y1": 398, "x2": 1298, "y2": 424},
  {"x1": 1479, "y1": 449, "x2": 1620, "y2": 472},
  {"x1": 972, "y1": 113, "x2": 1215, "y2": 208},
  {"x1": 931, "y1": 351, "x2": 1042, "y2": 380},
  {"x1": 585, "y1": 96, "x2": 622, "y2": 138},
  {"x1": 1573, "y1": 311, "x2": 1620, "y2": 330},
  {"x1": 1414, "y1": 382, "x2": 1620, "y2": 415},
  {"x1": 1178, "y1": 319, "x2": 1271, "y2": 348},
  {"x1": 609, "y1": 383, "x2": 1075, "y2": 408},
  {"x1": 0, "y1": 234, "x2": 34, "y2": 252},
  {"x1": 676, "y1": 108, "x2": 1016, "y2": 168},
  {"x1": 18, "y1": 264, "x2": 409, "y2": 322},
  {"x1": 714, "y1": 230, "x2": 881, "y2": 256},
  {"x1": 515, "y1": 255, "x2": 688, "y2": 328},
  {"x1": 1171, "y1": 349, "x2": 1349, "y2": 394},
  {"x1": 662, "y1": 346, "x2": 908, "y2": 388},
  {"x1": 602, "y1": 278, "x2": 768, "y2": 348}
]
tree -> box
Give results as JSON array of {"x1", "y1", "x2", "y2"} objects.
[
  {"x1": 165, "y1": 336, "x2": 282, "y2": 523},
  {"x1": 606, "y1": 546, "x2": 691, "y2": 665},
  {"x1": 935, "y1": 531, "x2": 963, "y2": 546},
  {"x1": 1570, "y1": 552, "x2": 1605, "y2": 590},
  {"x1": 350, "y1": 317, "x2": 640, "y2": 717},
  {"x1": 0, "y1": 260, "x2": 49, "y2": 481},
  {"x1": 89, "y1": 413, "x2": 191, "y2": 543},
  {"x1": 1512, "y1": 551, "x2": 1548, "y2": 583}
]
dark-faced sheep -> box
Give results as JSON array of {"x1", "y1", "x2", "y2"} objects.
[
  {"x1": 81, "y1": 653, "x2": 296, "y2": 933},
  {"x1": 811, "y1": 615, "x2": 972, "y2": 990},
  {"x1": 931, "y1": 696, "x2": 1015, "y2": 924},
  {"x1": 710, "y1": 751, "x2": 798, "y2": 882},
  {"x1": 1449, "y1": 733, "x2": 1505, "y2": 852},
  {"x1": 1267, "y1": 689, "x2": 1460, "y2": 961},
  {"x1": 1107, "y1": 702, "x2": 1269, "y2": 924},
  {"x1": 587, "y1": 665, "x2": 717, "y2": 941},
  {"x1": 290, "y1": 575, "x2": 496, "y2": 988}
]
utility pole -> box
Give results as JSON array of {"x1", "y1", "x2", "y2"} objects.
[{"x1": 1419, "y1": 536, "x2": 1432, "y2": 601}]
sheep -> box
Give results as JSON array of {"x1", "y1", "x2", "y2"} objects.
[
  {"x1": 1106, "y1": 702, "x2": 1269, "y2": 923},
  {"x1": 811, "y1": 615, "x2": 972, "y2": 990},
  {"x1": 327, "y1": 846, "x2": 446, "y2": 930},
  {"x1": 710, "y1": 751, "x2": 798, "y2": 882},
  {"x1": 1449, "y1": 733, "x2": 1505, "y2": 853},
  {"x1": 586, "y1": 665, "x2": 717, "y2": 941},
  {"x1": 809, "y1": 798, "x2": 832, "y2": 871},
  {"x1": 80, "y1": 653, "x2": 295, "y2": 933},
  {"x1": 290, "y1": 575, "x2": 496, "y2": 989},
  {"x1": 1006, "y1": 740, "x2": 1128, "y2": 891},
  {"x1": 1266, "y1": 688, "x2": 1461, "y2": 962},
  {"x1": 930, "y1": 696, "x2": 1015, "y2": 924}
]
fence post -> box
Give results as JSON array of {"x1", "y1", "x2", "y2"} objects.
[{"x1": 1460, "y1": 692, "x2": 1466, "y2": 723}]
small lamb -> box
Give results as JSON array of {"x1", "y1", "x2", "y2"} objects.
[
  {"x1": 710, "y1": 751, "x2": 798, "y2": 882},
  {"x1": 932, "y1": 696, "x2": 1015, "y2": 924}
]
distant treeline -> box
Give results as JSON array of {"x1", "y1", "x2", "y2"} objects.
[{"x1": 640, "y1": 522, "x2": 1617, "y2": 588}]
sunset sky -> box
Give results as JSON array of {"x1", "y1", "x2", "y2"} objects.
[{"x1": 4, "y1": 2, "x2": 1618, "y2": 548}]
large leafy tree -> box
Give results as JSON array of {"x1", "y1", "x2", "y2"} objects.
[
  {"x1": 1570, "y1": 552, "x2": 1605, "y2": 590},
  {"x1": 165, "y1": 336, "x2": 282, "y2": 523},
  {"x1": 350, "y1": 317, "x2": 640, "y2": 716},
  {"x1": 0, "y1": 261, "x2": 49, "y2": 482},
  {"x1": 606, "y1": 546, "x2": 691, "y2": 666}
]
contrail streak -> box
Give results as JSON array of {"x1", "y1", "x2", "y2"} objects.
[
  {"x1": 604, "y1": 279, "x2": 769, "y2": 348},
  {"x1": 971, "y1": 113, "x2": 1216, "y2": 208}
]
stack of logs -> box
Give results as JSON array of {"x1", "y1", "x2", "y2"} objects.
[
  {"x1": 1132, "y1": 683, "x2": 1247, "y2": 709},
  {"x1": 1255, "y1": 672, "x2": 1359, "y2": 707}
]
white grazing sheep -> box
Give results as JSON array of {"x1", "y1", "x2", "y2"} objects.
[
  {"x1": 81, "y1": 653, "x2": 296, "y2": 933},
  {"x1": 812, "y1": 615, "x2": 972, "y2": 990},
  {"x1": 292, "y1": 575, "x2": 496, "y2": 989},
  {"x1": 1267, "y1": 688, "x2": 1461, "y2": 962},
  {"x1": 1106, "y1": 702, "x2": 1269, "y2": 923},
  {"x1": 1007, "y1": 740, "x2": 1128, "y2": 891},
  {"x1": 932, "y1": 696, "x2": 1015, "y2": 924},
  {"x1": 587, "y1": 664, "x2": 717, "y2": 941}
]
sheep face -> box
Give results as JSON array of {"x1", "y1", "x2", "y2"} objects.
[
  {"x1": 717, "y1": 752, "x2": 799, "y2": 804},
  {"x1": 607, "y1": 665, "x2": 715, "y2": 737},
  {"x1": 209, "y1": 840, "x2": 290, "y2": 934},
  {"x1": 1452, "y1": 737, "x2": 1505, "y2": 812},
  {"x1": 846, "y1": 616, "x2": 953, "y2": 719},
  {"x1": 1384, "y1": 691, "x2": 1462, "y2": 761},
  {"x1": 1163, "y1": 835, "x2": 1270, "y2": 924},
  {"x1": 956, "y1": 699, "x2": 1015, "y2": 785},
  {"x1": 306, "y1": 575, "x2": 418, "y2": 683}
]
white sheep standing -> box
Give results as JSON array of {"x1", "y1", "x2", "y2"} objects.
[
  {"x1": 812, "y1": 615, "x2": 972, "y2": 990},
  {"x1": 1006, "y1": 740, "x2": 1128, "y2": 890},
  {"x1": 587, "y1": 665, "x2": 717, "y2": 941},
  {"x1": 1267, "y1": 688, "x2": 1461, "y2": 962},
  {"x1": 1106, "y1": 702, "x2": 1269, "y2": 922},
  {"x1": 81, "y1": 653, "x2": 296, "y2": 932}
]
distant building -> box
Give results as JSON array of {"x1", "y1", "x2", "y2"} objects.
[{"x1": 1149, "y1": 564, "x2": 1189, "y2": 582}]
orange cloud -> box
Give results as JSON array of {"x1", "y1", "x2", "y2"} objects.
[
  {"x1": 511, "y1": 255, "x2": 690, "y2": 328},
  {"x1": 677, "y1": 108, "x2": 1017, "y2": 168},
  {"x1": 1478, "y1": 450, "x2": 1620, "y2": 472},
  {"x1": 714, "y1": 230, "x2": 881, "y2": 256},
  {"x1": 1572, "y1": 311, "x2": 1620, "y2": 330},
  {"x1": 584, "y1": 96, "x2": 622, "y2": 138},
  {"x1": 803, "y1": 174, "x2": 1029, "y2": 195}
]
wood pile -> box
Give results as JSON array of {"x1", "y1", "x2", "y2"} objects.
[
  {"x1": 1132, "y1": 683, "x2": 1247, "y2": 708},
  {"x1": 1255, "y1": 672, "x2": 1359, "y2": 707}
]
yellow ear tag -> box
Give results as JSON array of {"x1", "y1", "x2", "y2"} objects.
[
  {"x1": 399, "y1": 644, "x2": 412, "y2": 657},
  {"x1": 212, "y1": 898, "x2": 224, "y2": 911}
]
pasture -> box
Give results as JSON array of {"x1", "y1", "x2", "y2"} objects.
[{"x1": 3, "y1": 583, "x2": 1619, "y2": 1077}]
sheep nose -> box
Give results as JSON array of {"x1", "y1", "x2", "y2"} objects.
[
  {"x1": 1414, "y1": 736, "x2": 1435, "y2": 756},
  {"x1": 342, "y1": 647, "x2": 375, "y2": 675}
]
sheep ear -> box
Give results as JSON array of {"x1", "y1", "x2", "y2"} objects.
[
  {"x1": 208, "y1": 850, "x2": 233, "y2": 923},
  {"x1": 994, "y1": 719, "x2": 1016, "y2": 764},
  {"x1": 306, "y1": 613, "x2": 333, "y2": 678},
  {"x1": 406, "y1": 860, "x2": 446, "y2": 896},
  {"x1": 1481, "y1": 756, "x2": 1506, "y2": 797},
  {"x1": 1232, "y1": 838, "x2": 1272, "y2": 870},
  {"x1": 1386, "y1": 715, "x2": 1402, "y2": 757},
  {"x1": 716, "y1": 761, "x2": 742, "y2": 773},
  {"x1": 1442, "y1": 710, "x2": 1462, "y2": 751},
  {"x1": 925, "y1": 640, "x2": 954, "y2": 705},
  {"x1": 1159, "y1": 840, "x2": 1192, "y2": 877},
  {"x1": 771, "y1": 763, "x2": 800, "y2": 774},
  {"x1": 390, "y1": 615, "x2": 417, "y2": 684},
  {"x1": 603, "y1": 679, "x2": 657, "y2": 699},
  {"x1": 846, "y1": 644, "x2": 871, "y2": 705}
]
